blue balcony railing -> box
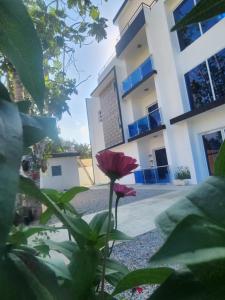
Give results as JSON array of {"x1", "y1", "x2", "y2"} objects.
[
  {"x1": 134, "y1": 166, "x2": 170, "y2": 184},
  {"x1": 122, "y1": 57, "x2": 154, "y2": 95},
  {"x1": 128, "y1": 108, "x2": 163, "y2": 138}
]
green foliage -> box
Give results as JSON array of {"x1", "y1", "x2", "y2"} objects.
[
  {"x1": 0, "y1": 0, "x2": 45, "y2": 111},
  {"x1": 113, "y1": 268, "x2": 173, "y2": 296},
  {"x1": 40, "y1": 186, "x2": 88, "y2": 224},
  {"x1": 172, "y1": 0, "x2": 225, "y2": 31},
  {"x1": 174, "y1": 166, "x2": 191, "y2": 180},
  {"x1": 214, "y1": 140, "x2": 225, "y2": 176},
  {"x1": 0, "y1": 100, "x2": 22, "y2": 255}
]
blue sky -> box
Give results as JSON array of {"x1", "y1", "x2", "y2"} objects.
[{"x1": 58, "y1": 0, "x2": 123, "y2": 144}]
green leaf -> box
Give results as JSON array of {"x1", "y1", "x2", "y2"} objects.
[
  {"x1": 156, "y1": 176, "x2": 225, "y2": 238},
  {"x1": 96, "y1": 230, "x2": 132, "y2": 249},
  {"x1": 214, "y1": 140, "x2": 225, "y2": 176},
  {"x1": 113, "y1": 268, "x2": 173, "y2": 296},
  {"x1": 40, "y1": 240, "x2": 77, "y2": 260},
  {"x1": 172, "y1": 0, "x2": 225, "y2": 31},
  {"x1": 0, "y1": 81, "x2": 11, "y2": 101},
  {"x1": 60, "y1": 186, "x2": 89, "y2": 204},
  {"x1": 9, "y1": 253, "x2": 54, "y2": 300},
  {"x1": 16, "y1": 100, "x2": 31, "y2": 113},
  {"x1": 89, "y1": 211, "x2": 114, "y2": 236},
  {"x1": 19, "y1": 176, "x2": 88, "y2": 247},
  {"x1": 42, "y1": 189, "x2": 63, "y2": 202},
  {"x1": 40, "y1": 208, "x2": 54, "y2": 224},
  {"x1": 0, "y1": 0, "x2": 45, "y2": 110},
  {"x1": 0, "y1": 101, "x2": 22, "y2": 254},
  {"x1": 148, "y1": 269, "x2": 207, "y2": 300},
  {"x1": 151, "y1": 215, "x2": 225, "y2": 266},
  {"x1": 38, "y1": 257, "x2": 72, "y2": 280},
  {"x1": 90, "y1": 6, "x2": 100, "y2": 20},
  {"x1": 69, "y1": 247, "x2": 99, "y2": 299},
  {"x1": 21, "y1": 113, "x2": 58, "y2": 147}
]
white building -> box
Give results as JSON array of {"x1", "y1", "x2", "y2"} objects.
[
  {"x1": 86, "y1": 0, "x2": 225, "y2": 185},
  {"x1": 40, "y1": 153, "x2": 94, "y2": 190}
]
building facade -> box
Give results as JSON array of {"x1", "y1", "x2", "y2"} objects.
[{"x1": 86, "y1": 0, "x2": 225, "y2": 185}]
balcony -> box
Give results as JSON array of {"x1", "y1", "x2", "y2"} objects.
[
  {"x1": 134, "y1": 166, "x2": 170, "y2": 184},
  {"x1": 116, "y1": 4, "x2": 146, "y2": 57},
  {"x1": 128, "y1": 108, "x2": 165, "y2": 142},
  {"x1": 122, "y1": 57, "x2": 156, "y2": 98}
]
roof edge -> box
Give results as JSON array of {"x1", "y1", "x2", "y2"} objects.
[{"x1": 113, "y1": 0, "x2": 129, "y2": 24}]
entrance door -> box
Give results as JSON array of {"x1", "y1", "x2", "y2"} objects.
[
  {"x1": 202, "y1": 130, "x2": 223, "y2": 175},
  {"x1": 154, "y1": 148, "x2": 169, "y2": 183}
]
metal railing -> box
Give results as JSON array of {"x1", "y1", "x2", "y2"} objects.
[
  {"x1": 122, "y1": 56, "x2": 154, "y2": 95},
  {"x1": 116, "y1": 1, "x2": 158, "y2": 41},
  {"x1": 134, "y1": 165, "x2": 170, "y2": 184},
  {"x1": 128, "y1": 107, "x2": 163, "y2": 138}
]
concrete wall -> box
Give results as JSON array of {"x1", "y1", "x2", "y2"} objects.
[{"x1": 40, "y1": 157, "x2": 80, "y2": 191}]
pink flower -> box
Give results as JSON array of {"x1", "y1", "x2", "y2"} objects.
[
  {"x1": 136, "y1": 287, "x2": 143, "y2": 294},
  {"x1": 113, "y1": 183, "x2": 136, "y2": 198},
  {"x1": 96, "y1": 150, "x2": 138, "y2": 180}
]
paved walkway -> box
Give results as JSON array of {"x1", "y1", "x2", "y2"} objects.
[
  {"x1": 83, "y1": 185, "x2": 192, "y2": 237},
  {"x1": 48, "y1": 185, "x2": 193, "y2": 243}
]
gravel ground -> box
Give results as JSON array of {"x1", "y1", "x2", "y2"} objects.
[
  {"x1": 71, "y1": 188, "x2": 173, "y2": 215},
  {"x1": 110, "y1": 229, "x2": 164, "y2": 299}
]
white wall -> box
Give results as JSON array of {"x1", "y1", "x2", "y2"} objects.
[{"x1": 40, "y1": 157, "x2": 80, "y2": 191}]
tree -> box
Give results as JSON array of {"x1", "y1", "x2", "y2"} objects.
[{"x1": 0, "y1": 0, "x2": 108, "y2": 119}]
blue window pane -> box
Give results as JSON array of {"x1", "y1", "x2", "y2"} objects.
[
  {"x1": 52, "y1": 165, "x2": 62, "y2": 176},
  {"x1": 208, "y1": 47, "x2": 225, "y2": 100},
  {"x1": 130, "y1": 68, "x2": 142, "y2": 87},
  {"x1": 141, "y1": 58, "x2": 153, "y2": 78},
  {"x1": 128, "y1": 122, "x2": 138, "y2": 138},
  {"x1": 137, "y1": 116, "x2": 149, "y2": 134},
  {"x1": 144, "y1": 169, "x2": 156, "y2": 184},
  {"x1": 173, "y1": 0, "x2": 201, "y2": 51},
  {"x1": 201, "y1": 14, "x2": 225, "y2": 33},
  {"x1": 149, "y1": 109, "x2": 161, "y2": 129},
  {"x1": 185, "y1": 61, "x2": 213, "y2": 110},
  {"x1": 148, "y1": 103, "x2": 158, "y2": 113},
  {"x1": 122, "y1": 78, "x2": 132, "y2": 93}
]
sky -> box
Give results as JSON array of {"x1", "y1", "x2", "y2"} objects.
[{"x1": 58, "y1": 0, "x2": 124, "y2": 144}]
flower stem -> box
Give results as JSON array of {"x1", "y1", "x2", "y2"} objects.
[
  {"x1": 109, "y1": 195, "x2": 120, "y2": 256},
  {"x1": 100, "y1": 180, "x2": 115, "y2": 299}
]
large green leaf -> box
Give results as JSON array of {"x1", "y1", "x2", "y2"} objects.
[
  {"x1": 69, "y1": 247, "x2": 99, "y2": 300},
  {"x1": 148, "y1": 269, "x2": 207, "y2": 300},
  {"x1": 38, "y1": 257, "x2": 72, "y2": 281},
  {"x1": 214, "y1": 140, "x2": 225, "y2": 177},
  {"x1": 9, "y1": 253, "x2": 53, "y2": 300},
  {"x1": 89, "y1": 211, "x2": 114, "y2": 237},
  {"x1": 19, "y1": 176, "x2": 89, "y2": 247},
  {"x1": 113, "y1": 268, "x2": 173, "y2": 296},
  {"x1": 21, "y1": 113, "x2": 58, "y2": 147},
  {"x1": 0, "y1": 0, "x2": 45, "y2": 110},
  {"x1": 151, "y1": 215, "x2": 225, "y2": 266},
  {"x1": 172, "y1": 0, "x2": 225, "y2": 31},
  {"x1": 0, "y1": 100, "x2": 22, "y2": 254},
  {"x1": 16, "y1": 100, "x2": 31, "y2": 113},
  {"x1": 39, "y1": 240, "x2": 78, "y2": 260},
  {"x1": 156, "y1": 176, "x2": 225, "y2": 238},
  {"x1": 60, "y1": 186, "x2": 89, "y2": 204}
]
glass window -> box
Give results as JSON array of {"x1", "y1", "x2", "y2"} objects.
[
  {"x1": 52, "y1": 165, "x2": 62, "y2": 176},
  {"x1": 208, "y1": 47, "x2": 225, "y2": 100},
  {"x1": 202, "y1": 131, "x2": 223, "y2": 175},
  {"x1": 128, "y1": 122, "x2": 138, "y2": 138},
  {"x1": 173, "y1": 0, "x2": 201, "y2": 51},
  {"x1": 185, "y1": 61, "x2": 213, "y2": 109},
  {"x1": 201, "y1": 14, "x2": 225, "y2": 33}
]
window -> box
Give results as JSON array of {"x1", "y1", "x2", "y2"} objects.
[
  {"x1": 173, "y1": 0, "x2": 201, "y2": 51},
  {"x1": 185, "y1": 61, "x2": 213, "y2": 110},
  {"x1": 173, "y1": 0, "x2": 225, "y2": 51},
  {"x1": 52, "y1": 165, "x2": 62, "y2": 176},
  {"x1": 201, "y1": 14, "x2": 225, "y2": 33},
  {"x1": 202, "y1": 130, "x2": 223, "y2": 175},
  {"x1": 208, "y1": 48, "x2": 225, "y2": 100}
]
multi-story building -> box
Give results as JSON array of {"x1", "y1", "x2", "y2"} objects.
[{"x1": 86, "y1": 0, "x2": 225, "y2": 185}]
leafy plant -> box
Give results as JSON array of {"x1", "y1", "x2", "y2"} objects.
[{"x1": 174, "y1": 166, "x2": 191, "y2": 180}]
